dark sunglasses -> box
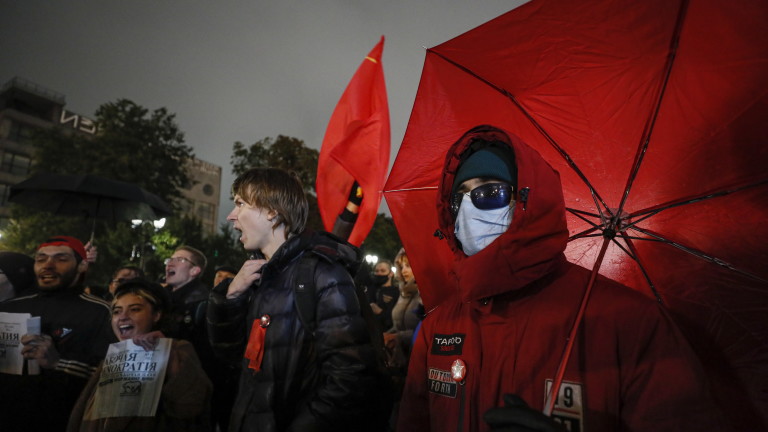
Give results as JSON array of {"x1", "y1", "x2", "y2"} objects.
[{"x1": 450, "y1": 183, "x2": 513, "y2": 216}]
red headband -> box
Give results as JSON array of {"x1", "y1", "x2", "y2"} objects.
[{"x1": 38, "y1": 236, "x2": 87, "y2": 260}]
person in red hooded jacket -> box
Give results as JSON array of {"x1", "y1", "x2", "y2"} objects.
[{"x1": 396, "y1": 125, "x2": 727, "y2": 432}]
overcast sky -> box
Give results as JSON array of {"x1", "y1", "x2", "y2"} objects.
[{"x1": 0, "y1": 1, "x2": 526, "y2": 227}]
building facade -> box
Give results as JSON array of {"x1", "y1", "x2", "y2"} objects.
[
  {"x1": 180, "y1": 158, "x2": 221, "y2": 235},
  {"x1": 0, "y1": 77, "x2": 221, "y2": 235}
]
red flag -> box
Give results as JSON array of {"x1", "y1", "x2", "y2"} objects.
[{"x1": 316, "y1": 36, "x2": 390, "y2": 246}]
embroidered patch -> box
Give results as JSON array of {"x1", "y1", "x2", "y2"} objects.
[
  {"x1": 545, "y1": 379, "x2": 584, "y2": 432},
  {"x1": 428, "y1": 368, "x2": 457, "y2": 398},
  {"x1": 431, "y1": 333, "x2": 465, "y2": 355}
]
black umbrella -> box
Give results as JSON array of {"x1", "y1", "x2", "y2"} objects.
[{"x1": 9, "y1": 173, "x2": 173, "y2": 240}]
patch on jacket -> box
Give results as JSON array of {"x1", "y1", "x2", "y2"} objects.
[
  {"x1": 545, "y1": 379, "x2": 584, "y2": 432},
  {"x1": 431, "y1": 333, "x2": 465, "y2": 355},
  {"x1": 428, "y1": 368, "x2": 457, "y2": 398}
]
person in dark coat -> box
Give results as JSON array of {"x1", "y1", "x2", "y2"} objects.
[
  {"x1": 0, "y1": 236, "x2": 115, "y2": 432},
  {"x1": 207, "y1": 167, "x2": 384, "y2": 432},
  {"x1": 0, "y1": 251, "x2": 36, "y2": 301}
]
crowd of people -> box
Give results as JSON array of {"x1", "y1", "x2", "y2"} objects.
[{"x1": 0, "y1": 125, "x2": 733, "y2": 431}]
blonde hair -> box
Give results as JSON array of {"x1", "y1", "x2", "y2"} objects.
[{"x1": 394, "y1": 248, "x2": 410, "y2": 283}]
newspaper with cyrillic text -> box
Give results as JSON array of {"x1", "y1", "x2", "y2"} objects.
[
  {"x1": 0, "y1": 312, "x2": 41, "y2": 375},
  {"x1": 86, "y1": 338, "x2": 171, "y2": 419}
]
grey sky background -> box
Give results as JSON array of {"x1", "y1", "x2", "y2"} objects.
[{"x1": 0, "y1": 1, "x2": 526, "y2": 227}]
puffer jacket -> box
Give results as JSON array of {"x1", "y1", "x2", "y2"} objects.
[
  {"x1": 397, "y1": 125, "x2": 727, "y2": 432},
  {"x1": 207, "y1": 230, "x2": 381, "y2": 432}
]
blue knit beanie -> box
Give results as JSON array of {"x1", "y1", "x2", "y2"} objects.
[{"x1": 452, "y1": 147, "x2": 517, "y2": 193}]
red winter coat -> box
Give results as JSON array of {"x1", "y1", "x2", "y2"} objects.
[{"x1": 397, "y1": 125, "x2": 726, "y2": 432}]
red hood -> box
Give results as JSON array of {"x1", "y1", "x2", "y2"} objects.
[{"x1": 437, "y1": 125, "x2": 569, "y2": 302}]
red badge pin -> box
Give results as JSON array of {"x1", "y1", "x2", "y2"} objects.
[
  {"x1": 451, "y1": 359, "x2": 466, "y2": 382},
  {"x1": 260, "y1": 314, "x2": 271, "y2": 328}
]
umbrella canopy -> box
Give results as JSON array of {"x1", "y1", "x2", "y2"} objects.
[
  {"x1": 9, "y1": 173, "x2": 173, "y2": 230},
  {"x1": 384, "y1": 0, "x2": 768, "y2": 427}
]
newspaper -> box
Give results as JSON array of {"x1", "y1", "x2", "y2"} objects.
[
  {"x1": 86, "y1": 338, "x2": 172, "y2": 419},
  {"x1": 0, "y1": 312, "x2": 41, "y2": 375}
]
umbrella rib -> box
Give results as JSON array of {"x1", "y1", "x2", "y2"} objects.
[
  {"x1": 631, "y1": 226, "x2": 768, "y2": 284},
  {"x1": 429, "y1": 48, "x2": 612, "y2": 217},
  {"x1": 617, "y1": 0, "x2": 690, "y2": 215},
  {"x1": 626, "y1": 179, "x2": 768, "y2": 230},
  {"x1": 382, "y1": 186, "x2": 438, "y2": 193},
  {"x1": 619, "y1": 232, "x2": 664, "y2": 303},
  {"x1": 567, "y1": 207, "x2": 601, "y2": 219},
  {"x1": 609, "y1": 236, "x2": 636, "y2": 261},
  {"x1": 569, "y1": 229, "x2": 603, "y2": 242},
  {"x1": 566, "y1": 207, "x2": 602, "y2": 227}
]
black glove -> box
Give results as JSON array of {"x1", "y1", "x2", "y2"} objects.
[
  {"x1": 484, "y1": 394, "x2": 565, "y2": 432},
  {"x1": 348, "y1": 181, "x2": 363, "y2": 205}
]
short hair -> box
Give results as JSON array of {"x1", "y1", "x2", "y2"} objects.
[
  {"x1": 175, "y1": 245, "x2": 207, "y2": 274},
  {"x1": 112, "y1": 265, "x2": 145, "y2": 279},
  {"x1": 232, "y1": 167, "x2": 308, "y2": 237},
  {"x1": 113, "y1": 279, "x2": 172, "y2": 332},
  {"x1": 215, "y1": 265, "x2": 237, "y2": 274}
]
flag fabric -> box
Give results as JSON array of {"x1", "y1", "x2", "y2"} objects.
[{"x1": 316, "y1": 36, "x2": 390, "y2": 246}]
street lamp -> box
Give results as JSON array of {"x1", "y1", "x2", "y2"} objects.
[{"x1": 131, "y1": 218, "x2": 166, "y2": 271}]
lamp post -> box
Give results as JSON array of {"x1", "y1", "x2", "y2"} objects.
[{"x1": 131, "y1": 218, "x2": 166, "y2": 271}]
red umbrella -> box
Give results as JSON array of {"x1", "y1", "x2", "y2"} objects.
[{"x1": 384, "y1": 0, "x2": 768, "y2": 427}]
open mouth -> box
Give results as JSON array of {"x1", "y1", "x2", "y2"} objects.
[
  {"x1": 38, "y1": 274, "x2": 59, "y2": 283},
  {"x1": 118, "y1": 324, "x2": 135, "y2": 339}
]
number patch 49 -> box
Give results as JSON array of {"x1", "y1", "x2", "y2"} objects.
[{"x1": 544, "y1": 380, "x2": 584, "y2": 432}]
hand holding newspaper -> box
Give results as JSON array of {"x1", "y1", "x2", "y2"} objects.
[
  {"x1": 86, "y1": 338, "x2": 172, "y2": 419},
  {"x1": 0, "y1": 312, "x2": 41, "y2": 375}
]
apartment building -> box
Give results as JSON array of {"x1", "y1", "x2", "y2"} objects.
[{"x1": 0, "y1": 77, "x2": 220, "y2": 235}]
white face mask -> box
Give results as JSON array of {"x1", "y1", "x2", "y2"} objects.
[{"x1": 454, "y1": 194, "x2": 514, "y2": 256}]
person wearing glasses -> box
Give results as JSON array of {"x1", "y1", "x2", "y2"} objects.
[
  {"x1": 0, "y1": 236, "x2": 115, "y2": 432},
  {"x1": 162, "y1": 246, "x2": 210, "y2": 359},
  {"x1": 164, "y1": 246, "x2": 238, "y2": 432},
  {"x1": 396, "y1": 125, "x2": 725, "y2": 432},
  {"x1": 164, "y1": 246, "x2": 209, "y2": 339}
]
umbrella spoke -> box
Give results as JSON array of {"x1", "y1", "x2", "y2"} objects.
[
  {"x1": 382, "y1": 185, "x2": 438, "y2": 193},
  {"x1": 619, "y1": 232, "x2": 664, "y2": 303},
  {"x1": 609, "y1": 236, "x2": 636, "y2": 261},
  {"x1": 430, "y1": 48, "x2": 613, "y2": 218},
  {"x1": 632, "y1": 226, "x2": 768, "y2": 284},
  {"x1": 569, "y1": 229, "x2": 604, "y2": 242},
  {"x1": 618, "y1": 0, "x2": 690, "y2": 216},
  {"x1": 566, "y1": 207, "x2": 602, "y2": 227},
  {"x1": 626, "y1": 179, "x2": 768, "y2": 229}
]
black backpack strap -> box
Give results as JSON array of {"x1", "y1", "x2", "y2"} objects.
[{"x1": 294, "y1": 254, "x2": 320, "y2": 335}]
